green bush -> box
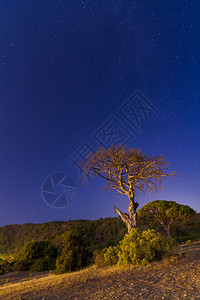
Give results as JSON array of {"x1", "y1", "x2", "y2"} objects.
[
  {"x1": 104, "y1": 245, "x2": 119, "y2": 266},
  {"x1": 55, "y1": 230, "x2": 91, "y2": 274},
  {"x1": 186, "y1": 240, "x2": 192, "y2": 245},
  {"x1": 176, "y1": 233, "x2": 200, "y2": 244},
  {"x1": 94, "y1": 245, "x2": 120, "y2": 268},
  {"x1": 118, "y1": 229, "x2": 173, "y2": 266},
  {"x1": 55, "y1": 249, "x2": 80, "y2": 273},
  {"x1": 19, "y1": 241, "x2": 57, "y2": 262},
  {"x1": 15, "y1": 240, "x2": 58, "y2": 272},
  {"x1": 12, "y1": 259, "x2": 30, "y2": 271},
  {"x1": 93, "y1": 250, "x2": 106, "y2": 268},
  {"x1": 0, "y1": 258, "x2": 4, "y2": 275},
  {"x1": 29, "y1": 258, "x2": 56, "y2": 272},
  {"x1": 93, "y1": 247, "x2": 118, "y2": 268},
  {"x1": 94, "y1": 229, "x2": 173, "y2": 268},
  {"x1": 0, "y1": 256, "x2": 15, "y2": 274}
]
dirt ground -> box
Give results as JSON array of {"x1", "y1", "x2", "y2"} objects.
[{"x1": 0, "y1": 242, "x2": 199, "y2": 300}]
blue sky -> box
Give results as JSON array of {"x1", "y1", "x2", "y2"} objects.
[{"x1": 0, "y1": 0, "x2": 200, "y2": 226}]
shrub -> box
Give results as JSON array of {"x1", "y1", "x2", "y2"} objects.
[
  {"x1": 104, "y1": 245, "x2": 119, "y2": 265},
  {"x1": 94, "y1": 245, "x2": 120, "y2": 268},
  {"x1": 176, "y1": 233, "x2": 200, "y2": 244},
  {"x1": 29, "y1": 258, "x2": 56, "y2": 272},
  {"x1": 15, "y1": 240, "x2": 58, "y2": 272},
  {"x1": 186, "y1": 240, "x2": 192, "y2": 245},
  {"x1": 56, "y1": 250, "x2": 78, "y2": 273},
  {"x1": 118, "y1": 228, "x2": 173, "y2": 266},
  {"x1": 19, "y1": 241, "x2": 58, "y2": 262},
  {"x1": 55, "y1": 230, "x2": 91, "y2": 274},
  {"x1": 94, "y1": 228, "x2": 173, "y2": 268},
  {"x1": 93, "y1": 250, "x2": 106, "y2": 268},
  {"x1": 0, "y1": 258, "x2": 6, "y2": 275},
  {"x1": 0, "y1": 256, "x2": 15, "y2": 274},
  {"x1": 12, "y1": 259, "x2": 30, "y2": 271}
]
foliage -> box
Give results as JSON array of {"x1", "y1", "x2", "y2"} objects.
[
  {"x1": 186, "y1": 240, "x2": 192, "y2": 245},
  {"x1": 0, "y1": 254, "x2": 15, "y2": 275},
  {"x1": 176, "y1": 233, "x2": 200, "y2": 244},
  {"x1": 94, "y1": 245, "x2": 120, "y2": 268},
  {"x1": 0, "y1": 217, "x2": 126, "y2": 255},
  {"x1": 138, "y1": 200, "x2": 196, "y2": 237},
  {"x1": 94, "y1": 229, "x2": 174, "y2": 268},
  {"x1": 29, "y1": 258, "x2": 57, "y2": 272},
  {"x1": 12, "y1": 240, "x2": 58, "y2": 272},
  {"x1": 12, "y1": 259, "x2": 30, "y2": 272},
  {"x1": 19, "y1": 240, "x2": 57, "y2": 262},
  {"x1": 55, "y1": 230, "x2": 91, "y2": 274},
  {"x1": 0, "y1": 214, "x2": 199, "y2": 275},
  {"x1": 118, "y1": 229, "x2": 173, "y2": 266},
  {"x1": 93, "y1": 250, "x2": 105, "y2": 268}
]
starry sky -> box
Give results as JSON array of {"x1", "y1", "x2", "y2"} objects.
[{"x1": 0, "y1": 0, "x2": 200, "y2": 226}]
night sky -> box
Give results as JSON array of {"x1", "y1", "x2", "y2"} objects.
[{"x1": 0, "y1": 1, "x2": 200, "y2": 227}]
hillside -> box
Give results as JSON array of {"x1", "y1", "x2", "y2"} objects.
[
  {"x1": 0, "y1": 217, "x2": 127, "y2": 254},
  {"x1": 0, "y1": 214, "x2": 200, "y2": 255}
]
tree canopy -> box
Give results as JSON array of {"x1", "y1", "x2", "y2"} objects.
[
  {"x1": 81, "y1": 145, "x2": 176, "y2": 233},
  {"x1": 138, "y1": 200, "x2": 196, "y2": 237},
  {"x1": 81, "y1": 145, "x2": 175, "y2": 195}
]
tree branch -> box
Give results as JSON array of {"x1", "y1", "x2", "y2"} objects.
[{"x1": 113, "y1": 205, "x2": 130, "y2": 225}]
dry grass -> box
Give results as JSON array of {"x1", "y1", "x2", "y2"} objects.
[{"x1": 0, "y1": 242, "x2": 200, "y2": 300}]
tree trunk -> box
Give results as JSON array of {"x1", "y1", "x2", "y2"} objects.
[
  {"x1": 128, "y1": 196, "x2": 139, "y2": 231},
  {"x1": 114, "y1": 195, "x2": 139, "y2": 234},
  {"x1": 163, "y1": 223, "x2": 171, "y2": 238}
]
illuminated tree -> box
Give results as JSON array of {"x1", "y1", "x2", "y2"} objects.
[
  {"x1": 138, "y1": 200, "x2": 196, "y2": 237},
  {"x1": 81, "y1": 145, "x2": 176, "y2": 234}
]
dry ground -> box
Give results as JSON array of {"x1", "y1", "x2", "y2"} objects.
[{"x1": 0, "y1": 242, "x2": 199, "y2": 300}]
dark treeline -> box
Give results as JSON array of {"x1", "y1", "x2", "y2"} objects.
[{"x1": 1, "y1": 213, "x2": 200, "y2": 255}]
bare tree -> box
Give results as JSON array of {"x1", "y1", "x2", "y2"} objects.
[{"x1": 81, "y1": 145, "x2": 176, "y2": 234}]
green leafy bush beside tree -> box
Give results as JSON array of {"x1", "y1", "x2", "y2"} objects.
[
  {"x1": 94, "y1": 229, "x2": 173, "y2": 268},
  {"x1": 118, "y1": 228, "x2": 173, "y2": 266}
]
